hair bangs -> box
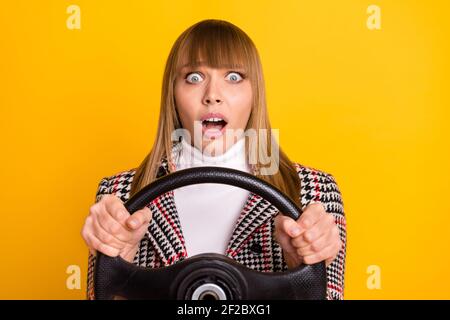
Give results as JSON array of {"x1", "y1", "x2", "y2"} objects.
[{"x1": 175, "y1": 20, "x2": 254, "y2": 76}]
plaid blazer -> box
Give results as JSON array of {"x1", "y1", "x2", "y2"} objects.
[{"x1": 86, "y1": 151, "x2": 347, "y2": 300}]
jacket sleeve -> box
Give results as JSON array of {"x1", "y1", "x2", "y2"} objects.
[
  {"x1": 85, "y1": 176, "x2": 142, "y2": 300},
  {"x1": 323, "y1": 173, "x2": 347, "y2": 300}
]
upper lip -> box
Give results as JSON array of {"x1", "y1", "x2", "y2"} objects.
[{"x1": 200, "y1": 112, "x2": 228, "y2": 123}]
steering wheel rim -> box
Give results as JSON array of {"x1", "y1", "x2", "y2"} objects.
[{"x1": 94, "y1": 166, "x2": 327, "y2": 300}]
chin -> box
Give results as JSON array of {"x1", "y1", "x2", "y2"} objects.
[
  {"x1": 201, "y1": 136, "x2": 230, "y2": 156},
  {"x1": 201, "y1": 138, "x2": 222, "y2": 155}
]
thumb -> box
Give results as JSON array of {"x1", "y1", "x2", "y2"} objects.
[
  {"x1": 274, "y1": 215, "x2": 300, "y2": 257},
  {"x1": 280, "y1": 215, "x2": 304, "y2": 238},
  {"x1": 126, "y1": 207, "x2": 152, "y2": 230}
]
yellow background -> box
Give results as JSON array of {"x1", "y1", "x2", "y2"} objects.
[{"x1": 0, "y1": 0, "x2": 449, "y2": 299}]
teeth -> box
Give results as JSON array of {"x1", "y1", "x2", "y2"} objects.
[{"x1": 204, "y1": 117, "x2": 224, "y2": 123}]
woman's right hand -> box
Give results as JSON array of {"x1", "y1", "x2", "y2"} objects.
[{"x1": 81, "y1": 194, "x2": 152, "y2": 263}]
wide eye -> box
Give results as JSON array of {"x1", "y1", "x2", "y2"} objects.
[
  {"x1": 186, "y1": 72, "x2": 203, "y2": 84},
  {"x1": 226, "y1": 72, "x2": 244, "y2": 82}
]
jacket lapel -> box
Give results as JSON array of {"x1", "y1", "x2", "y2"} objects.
[
  {"x1": 145, "y1": 144, "x2": 188, "y2": 266},
  {"x1": 146, "y1": 189, "x2": 188, "y2": 266},
  {"x1": 225, "y1": 193, "x2": 279, "y2": 258},
  {"x1": 146, "y1": 143, "x2": 280, "y2": 264}
]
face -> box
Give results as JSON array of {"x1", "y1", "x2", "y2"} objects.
[{"x1": 174, "y1": 62, "x2": 253, "y2": 156}]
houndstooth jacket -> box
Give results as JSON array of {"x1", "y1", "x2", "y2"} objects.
[{"x1": 86, "y1": 146, "x2": 347, "y2": 300}]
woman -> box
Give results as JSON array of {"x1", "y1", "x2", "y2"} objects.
[{"x1": 82, "y1": 19, "x2": 347, "y2": 300}]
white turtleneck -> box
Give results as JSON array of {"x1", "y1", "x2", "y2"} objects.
[{"x1": 173, "y1": 137, "x2": 251, "y2": 257}]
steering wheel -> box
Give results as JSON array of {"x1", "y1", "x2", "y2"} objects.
[{"x1": 94, "y1": 166, "x2": 327, "y2": 300}]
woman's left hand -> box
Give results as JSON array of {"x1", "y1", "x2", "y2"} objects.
[{"x1": 274, "y1": 202, "x2": 342, "y2": 269}]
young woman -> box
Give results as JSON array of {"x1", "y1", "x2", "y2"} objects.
[{"x1": 81, "y1": 19, "x2": 347, "y2": 300}]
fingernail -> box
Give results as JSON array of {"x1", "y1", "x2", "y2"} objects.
[
  {"x1": 129, "y1": 219, "x2": 137, "y2": 228},
  {"x1": 290, "y1": 226, "x2": 301, "y2": 237}
]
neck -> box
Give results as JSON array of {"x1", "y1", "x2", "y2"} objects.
[{"x1": 176, "y1": 136, "x2": 250, "y2": 172}]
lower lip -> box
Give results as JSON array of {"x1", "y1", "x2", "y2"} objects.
[{"x1": 202, "y1": 123, "x2": 228, "y2": 139}]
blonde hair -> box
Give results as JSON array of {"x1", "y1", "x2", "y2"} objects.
[{"x1": 130, "y1": 19, "x2": 301, "y2": 207}]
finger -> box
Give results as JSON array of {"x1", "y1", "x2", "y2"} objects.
[
  {"x1": 289, "y1": 226, "x2": 323, "y2": 250},
  {"x1": 131, "y1": 221, "x2": 151, "y2": 242},
  {"x1": 297, "y1": 202, "x2": 326, "y2": 230},
  {"x1": 303, "y1": 243, "x2": 337, "y2": 265},
  {"x1": 301, "y1": 227, "x2": 342, "y2": 265},
  {"x1": 81, "y1": 216, "x2": 93, "y2": 245},
  {"x1": 302, "y1": 212, "x2": 335, "y2": 243},
  {"x1": 293, "y1": 231, "x2": 329, "y2": 256},
  {"x1": 92, "y1": 213, "x2": 129, "y2": 244},
  {"x1": 126, "y1": 207, "x2": 152, "y2": 230},
  {"x1": 102, "y1": 195, "x2": 130, "y2": 224},
  {"x1": 92, "y1": 217, "x2": 128, "y2": 250},
  {"x1": 96, "y1": 209, "x2": 133, "y2": 242},
  {"x1": 274, "y1": 215, "x2": 297, "y2": 255},
  {"x1": 85, "y1": 233, "x2": 120, "y2": 257},
  {"x1": 279, "y1": 215, "x2": 306, "y2": 238}
]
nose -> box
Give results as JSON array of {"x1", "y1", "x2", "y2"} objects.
[
  {"x1": 202, "y1": 77, "x2": 223, "y2": 106},
  {"x1": 204, "y1": 97, "x2": 222, "y2": 105},
  {"x1": 203, "y1": 96, "x2": 222, "y2": 105}
]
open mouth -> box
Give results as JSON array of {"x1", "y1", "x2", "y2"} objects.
[
  {"x1": 201, "y1": 117, "x2": 228, "y2": 139},
  {"x1": 202, "y1": 118, "x2": 228, "y2": 131}
]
